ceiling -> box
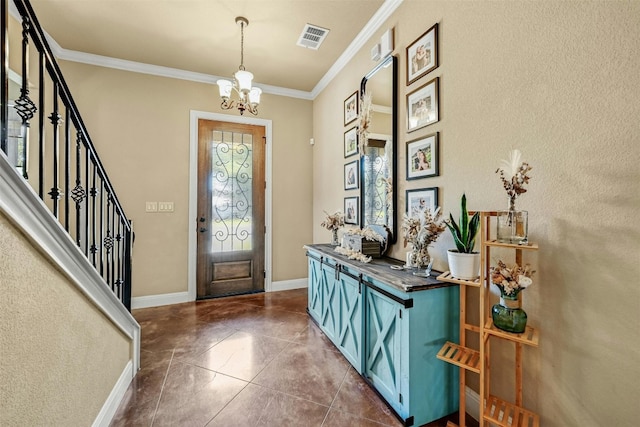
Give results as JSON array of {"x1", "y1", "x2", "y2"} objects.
[{"x1": 28, "y1": 0, "x2": 387, "y2": 94}]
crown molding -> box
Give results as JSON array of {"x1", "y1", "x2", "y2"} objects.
[
  {"x1": 53, "y1": 47, "x2": 315, "y2": 101},
  {"x1": 310, "y1": 0, "x2": 404, "y2": 98},
  {"x1": 10, "y1": 0, "x2": 402, "y2": 102}
]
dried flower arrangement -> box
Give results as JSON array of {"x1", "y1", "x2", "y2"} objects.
[
  {"x1": 358, "y1": 92, "x2": 372, "y2": 153},
  {"x1": 344, "y1": 226, "x2": 385, "y2": 243},
  {"x1": 490, "y1": 260, "x2": 535, "y2": 297},
  {"x1": 320, "y1": 211, "x2": 345, "y2": 231},
  {"x1": 496, "y1": 149, "x2": 533, "y2": 211},
  {"x1": 402, "y1": 207, "x2": 447, "y2": 267},
  {"x1": 335, "y1": 246, "x2": 372, "y2": 263}
]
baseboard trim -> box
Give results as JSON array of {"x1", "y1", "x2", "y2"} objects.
[
  {"x1": 270, "y1": 278, "x2": 308, "y2": 292},
  {"x1": 92, "y1": 360, "x2": 133, "y2": 427},
  {"x1": 131, "y1": 279, "x2": 308, "y2": 309},
  {"x1": 131, "y1": 291, "x2": 191, "y2": 309},
  {"x1": 465, "y1": 386, "x2": 481, "y2": 421}
]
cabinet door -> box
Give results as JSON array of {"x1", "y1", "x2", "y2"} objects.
[
  {"x1": 320, "y1": 262, "x2": 340, "y2": 340},
  {"x1": 307, "y1": 255, "x2": 323, "y2": 322},
  {"x1": 364, "y1": 287, "x2": 405, "y2": 414},
  {"x1": 336, "y1": 271, "x2": 363, "y2": 372}
]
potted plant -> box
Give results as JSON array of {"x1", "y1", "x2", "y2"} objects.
[{"x1": 445, "y1": 194, "x2": 480, "y2": 280}]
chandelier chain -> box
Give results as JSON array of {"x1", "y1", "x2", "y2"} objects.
[{"x1": 239, "y1": 20, "x2": 245, "y2": 71}]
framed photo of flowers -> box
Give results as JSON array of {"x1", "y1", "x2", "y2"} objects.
[
  {"x1": 344, "y1": 126, "x2": 358, "y2": 158},
  {"x1": 344, "y1": 160, "x2": 359, "y2": 190},
  {"x1": 406, "y1": 187, "x2": 438, "y2": 219},
  {"x1": 407, "y1": 77, "x2": 439, "y2": 132},
  {"x1": 344, "y1": 91, "x2": 359, "y2": 126},
  {"x1": 344, "y1": 196, "x2": 359, "y2": 225},
  {"x1": 407, "y1": 132, "x2": 439, "y2": 180},
  {"x1": 406, "y1": 23, "x2": 438, "y2": 85}
]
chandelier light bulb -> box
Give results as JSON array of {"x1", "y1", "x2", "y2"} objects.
[
  {"x1": 249, "y1": 87, "x2": 262, "y2": 105},
  {"x1": 216, "y1": 79, "x2": 232, "y2": 99},
  {"x1": 234, "y1": 70, "x2": 253, "y2": 94}
]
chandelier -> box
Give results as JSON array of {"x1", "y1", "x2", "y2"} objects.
[{"x1": 217, "y1": 17, "x2": 262, "y2": 116}]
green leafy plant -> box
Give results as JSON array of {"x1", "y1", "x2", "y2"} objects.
[{"x1": 446, "y1": 193, "x2": 480, "y2": 253}]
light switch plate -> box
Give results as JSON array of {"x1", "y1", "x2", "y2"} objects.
[
  {"x1": 145, "y1": 201, "x2": 158, "y2": 212},
  {"x1": 158, "y1": 201, "x2": 174, "y2": 212}
]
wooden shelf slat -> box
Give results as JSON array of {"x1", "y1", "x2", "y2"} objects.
[
  {"x1": 446, "y1": 422, "x2": 459, "y2": 427},
  {"x1": 482, "y1": 239, "x2": 539, "y2": 250},
  {"x1": 484, "y1": 319, "x2": 539, "y2": 347},
  {"x1": 436, "y1": 271, "x2": 482, "y2": 287},
  {"x1": 484, "y1": 395, "x2": 540, "y2": 427},
  {"x1": 437, "y1": 341, "x2": 481, "y2": 373}
]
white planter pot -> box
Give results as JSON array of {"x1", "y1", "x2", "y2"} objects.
[{"x1": 447, "y1": 250, "x2": 480, "y2": 280}]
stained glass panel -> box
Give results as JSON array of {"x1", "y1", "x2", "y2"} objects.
[{"x1": 210, "y1": 131, "x2": 253, "y2": 252}]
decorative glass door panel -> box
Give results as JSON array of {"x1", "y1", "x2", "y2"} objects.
[
  {"x1": 197, "y1": 120, "x2": 265, "y2": 299},
  {"x1": 210, "y1": 130, "x2": 253, "y2": 252},
  {"x1": 363, "y1": 140, "x2": 390, "y2": 228}
]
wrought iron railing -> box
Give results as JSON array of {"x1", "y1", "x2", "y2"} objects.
[{"x1": 1, "y1": 0, "x2": 133, "y2": 310}]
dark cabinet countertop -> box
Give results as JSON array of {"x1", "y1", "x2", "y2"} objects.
[{"x1": 304, "y1": 244, "x2": 455, "y2": 293}]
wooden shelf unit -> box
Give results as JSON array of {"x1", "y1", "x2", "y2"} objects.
[
  {"x1": 437, "y1": 341, "x2": 481, "y2": 373},
  {"x1": 436, "y1": 212, "x2": 540, "y2": 427},
  {"x1": 484, "y1": 395, "x2": 540, "y2": 427}
]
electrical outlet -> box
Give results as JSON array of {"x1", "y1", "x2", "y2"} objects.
[
  {"x1": 145, "y1": 201, "x2": 158, "y2": 212},
  {"x1": 158, "y1": 201, "x2": 174, "y2": 212}
]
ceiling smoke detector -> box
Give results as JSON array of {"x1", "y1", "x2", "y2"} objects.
[{"x1": 296, "y1": 23, "x2": 329, "y2": 50}]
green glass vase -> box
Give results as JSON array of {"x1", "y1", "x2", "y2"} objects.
[{"x1": 492, "y1": 290, "x2": 527, "y2": 333}]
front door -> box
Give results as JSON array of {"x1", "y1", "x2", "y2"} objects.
[{"x1": 197, "y1": 119, "x2": 265, "y2": 299}]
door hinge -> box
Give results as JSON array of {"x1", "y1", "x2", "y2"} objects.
[
  {"x1": 399, "y1": 393, "x2": 403, "y2": 404},
  {"x1": 263, "y1": 270, "x2": 266, "y2": 278},
  {"x1": 399, "y1": 309, "x2": 402, "y2": 319}
]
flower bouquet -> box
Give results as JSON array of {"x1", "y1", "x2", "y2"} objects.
[
  {"x1": 320, "y1": 211, "x2": 344, "y2": 246},
  {"x1": 495, "y1": 149, "x2": 533, "y2": 244},
  {"x1": 489, "y1": 260, "x2": 535, "y2": 333},
  {"x1": 402, "y1": 207, "x2": 446, "y2": 276}
]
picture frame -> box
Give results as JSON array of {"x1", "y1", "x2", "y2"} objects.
[
  {"x1": 406, "y1": 132, "x2": 439, "y2": 180},
  {"x1": 406, "y1": 23, "x2": 438, "y2": 86},
  {"x1": 344, "y1": 90, "x2": 359, "y2": 126},
  {"x1": 344, "y1": 160, "x2": 359, "y2": 190},
  {"x1": 344, "y1": 196, "x2": 359, "y2": 225},
  {"x1": 344, "y1": 126, "x2": 358, "y2": 158},
  {"x1": 406, "y1": 77, "x2": 439, "y2": 132},
  {"x1": 406, "y1": 187, "x2": 439, "y2": 219}
]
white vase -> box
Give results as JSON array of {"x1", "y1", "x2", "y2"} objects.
[{"x1": 447, "y1": 250, "x2": 480, "y2": 280}]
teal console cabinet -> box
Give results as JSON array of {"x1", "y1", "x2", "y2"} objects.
[
  {"x1": 305, "y1": 245, "x2": 459, "y2": 426},
  {"x1": 308, "y1": 250, "x2": 363, "y2": 371}
]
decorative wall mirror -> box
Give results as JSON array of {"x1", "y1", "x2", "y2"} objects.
[{"x1": 360, "y1": 55, "x2": 398, "y2": 245}]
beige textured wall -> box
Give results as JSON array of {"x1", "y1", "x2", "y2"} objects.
[
  {"x1": 313, "y1": 1, "x2": 640, "y2": 425},
  {"x1": 0, "y1": 213, "x2": 131, "y2": 426},
  {"x1": 58, "y1": 62, "x2": 313, "y2": 297}
]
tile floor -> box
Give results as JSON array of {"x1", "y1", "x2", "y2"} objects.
[{"x1": 111, "y1": 288, "x2": 477, "y2": 427}]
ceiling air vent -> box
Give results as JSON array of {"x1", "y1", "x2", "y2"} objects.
[{"x1": 297, "y1": 24, "x2": 329, "y2": 50}]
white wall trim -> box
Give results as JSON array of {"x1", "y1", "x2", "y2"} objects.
[
  {"x1": 11, "y1": 0, "x2": 401, "y2": 101},
  {"x1": 271, "y1": 278, "x2": 308, "y2": 292},
  {"x1": 0, "y1": 152, "x2": 140, "y2": 374},
  {"x1": 188, "y1": 111, "x2": 273, "y2": 300},
  {"x1": 465, "y1": 386, "x2": 481, "y2": 422},
  {"x1": 310, "y1": 0, "x2": 404, "y2": 98},
  {"x1": 131, "y1": 291, "x2": 191, "y2": 309},
  {"x1": 53, "y1": 47, "x2": 314, "y2": 100},
  {"x1": 92, "y1": 360, "x2": 134, "y2": 427}
]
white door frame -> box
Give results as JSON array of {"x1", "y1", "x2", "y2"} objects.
[{"x1": 188, "y1": 110, "x2": 273, "y2": 301}]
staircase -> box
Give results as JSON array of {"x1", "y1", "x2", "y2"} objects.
[{"x1": 0, "y1": 0, "x2": 140, "y2": 425}]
